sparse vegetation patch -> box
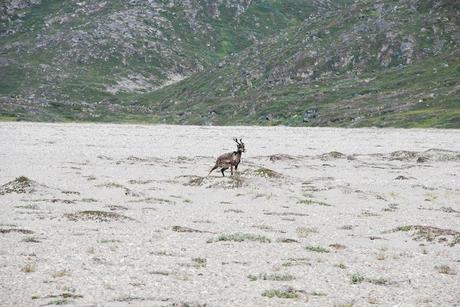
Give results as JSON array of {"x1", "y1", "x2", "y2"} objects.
[
  {"x1": 388, "y1": 225, "x2": 460, "y2": 246},
  {"x1": 21, "y1": 263, "x2": 36, "y2": 273},
  {"x1": 351, "y1": 274, "x2": 390, "y2": 285},
  {"x1": 329, "y1": 243, "x2": 346, "y2": 250},
  {"x1": 350, "y1": 273, "x2": 365, "y2": 284},
  {"x1": 172, "y1": 226, "x2": 205, "y2": 233},
  {"x1": 269, "y1": 154, "x2": 297, "y2": 162},
  {"x1": 191, "y1": 258, "x2": 207, "y2": 268},
  {"x1": 319, "y1": 151, "x2": 346, "y2": 160},
  {"x1": 305, "y1": 245, "x2": 330, "y2": 253},
  {"x1": 209, "y1": 176, "x2": 245, "y2": 189},
  {"x1": 185, "y1": 176, "x2": 207, "y2": 186},
  {"x1": 22, "y1": 236, "x2": 40, "y2": 243},
  {"x1": 296, "y1": 227, "x2": 318, "y2": 238},
  {"x1": 248, "y1": 273, "x2": 295, "y2": 281},
  {"x1": 264, "y1": 211, "x2": 308, "y2": 217},
  {"x1": 0, "y1": 228, "x2": 34, "y2": 234},
  {"x1": 210, "y1": 233, "x2": 271, "y2": 243},
  {"x1": 298, "y1": 199, "x2": 333, "y2": 206},
  {"x1": 436, "y1": 265, "x2": 456, "y2": 275},
  {"x1": 282, "y1": 257, "x2": 312, "y2": 267},
  {"x1": 15, "y1": 204, "x2": 40, "y2": 210},
  {"x1": 149, "y1": 270, "x2": 170, "y2": 276},
  {"x1": 0, "y1": 176, "x2": 35, "y2": 195},
  {"x1": 277, "y1": 238, "x2": 300, "y2": 243},
  {"x1": 64, "y1": 211, "x2": 134, "y2": 222},
  {"x1": 252, "y1": 168, "x2": 283, "y2": 179},
  {"x1": 262, "y1": 288, "x2": 300, "y2": 299}
]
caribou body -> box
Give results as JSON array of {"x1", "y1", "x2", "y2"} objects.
[{"x1": 209, "y1": 138, "x2": 246, "y2": 176}]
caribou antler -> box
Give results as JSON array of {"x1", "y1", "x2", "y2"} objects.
[{"x1": 234, "y1": 138, "x2": 240, "y2": 144}]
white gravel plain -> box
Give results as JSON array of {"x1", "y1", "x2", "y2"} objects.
[{"x1": 0, "y1": 122, "x2": 459, "y2": 306}]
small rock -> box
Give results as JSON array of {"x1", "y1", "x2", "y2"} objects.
[
  {"x1": 303, "y1": 107, "x2": 319, "y2": 122},
  {"x1": 265, "y1": 113, "x2": 274, "y2": 121},
  {"x1": 417, "y1": 156, "x2": 429, "y2": 163}
]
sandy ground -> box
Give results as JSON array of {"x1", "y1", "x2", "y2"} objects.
[{"x1": 0, "y1": 122, "x2": 459, "y2": 307}]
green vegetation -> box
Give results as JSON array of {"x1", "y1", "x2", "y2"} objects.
[
  {"x1": 305, "y1": 245, "x2": 330, "y2": 253},
  {"x1": 211, "y1": 233, "x2": 271, "y2": 243},
  {"x1": 282, "y1": 258, "x2": 311, "y2": 267},
  {"x1": 251, "y1": 168, "x2": 283, "y2": 178},
  {"x1": 247, "y1": 273, "x2": 295, "y2": 281},
  {"x1": 350, "y1": 273, "x2": 365, "y2": 284},
  {"x1": 46, "y1": 299, "x2": 69, "y2": 305},
  {"x1": 64, "y1": 210, "x2": 134, "y2": 222},
  {"x1": 388, "y1": 225, "x2": 460, "y2": 246},
  {"x1": 296, "y1": 227, "x2": 318, "y2": 238},
  {"x1": 22, "y1": 236, "x2": 41, "y2": 243},
  {"x1": 262, "y1": 289, "x2": 299, "y2": 299},
  {"x1": 392, "y1": 225, "x2": 413, "y2": 232},
  {"x1": 0, "y1": 176, "x2": 33, "y2": 195},
  {"x1": 351, "y1": 273, "x2": 390, "y2": 285},
  {"x1": 298, "y1": 199, "x2": 332, "y2": 206},
  {"x1": 1, "y1": 0, "x2": 458, "y2": 127},
  {"x1": 335, "y1": 263, "x2": 347, "y2": 269},
  {"x1": 310, "y1": 292, "x2": 327, "y2": 297}
]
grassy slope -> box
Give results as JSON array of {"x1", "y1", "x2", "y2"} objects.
[
  {"x1": 131, "y1": 50, "x2": 459, "y2": 128},
  {"x1": 0, "y1": 0, "x2": 318, "y2": 104},
  {"x1": 0, "y1": 0, "x2": 459, "y2": 127},
  {"x1": 132, "y1": 0, "x2": 460, "y2": 128}
]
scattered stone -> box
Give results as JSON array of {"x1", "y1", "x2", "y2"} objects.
[{"x1": 416, "y1": 156, "x2": 428, "y2": 163}]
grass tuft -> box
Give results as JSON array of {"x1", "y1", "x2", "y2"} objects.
[
  {"x1": 262, "y1": 289, "x2": 299, "y2": 299},
  {"x1": 248, "y1": 273, "x2": 295, "y2": 281},
  {"x1": 211, "y1": 233, "x2": 271, "y2": 243},
  {"x1": 350, "y1": 273, "x2": 365, "y2": 284},
  {"x1": 21, "y1": 263, "x2": 36, "y2": 273},
  {"x1": 305, "y1": 245, "x2": 330, "y2": 253}
]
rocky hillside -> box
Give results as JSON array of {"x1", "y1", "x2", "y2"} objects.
[{"x1": 1, "y1": 0, "x2": 459, "y2": 127}]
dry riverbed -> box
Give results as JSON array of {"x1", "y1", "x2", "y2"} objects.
[{"x1": 0, "y1": 122, "x2": 459, "y2": 306}]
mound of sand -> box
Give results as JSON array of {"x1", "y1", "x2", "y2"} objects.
[
  {"x1": 387, "y1": 149, "x2": 460, "y2": 162},
  {"x1": 0, "y1": 176, "x2": 36, "y2": 195}
]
